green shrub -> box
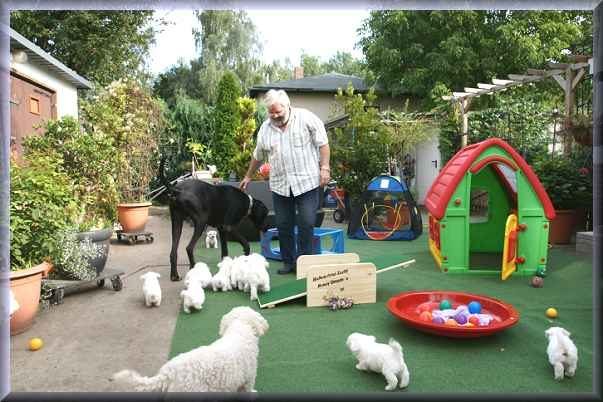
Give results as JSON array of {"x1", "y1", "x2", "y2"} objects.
[
  {"x1": 23, "y1": 116, "x2": 118, "y2": 230},
  {"x1": 51, "y1": 230, "x2": 101, "y2": 281},
  {"x1": 213, "y1": 70, "x2": 241, "y2": 178},
  {"x1": 10, "y1": 155, "x2": 79, "y2": 271},
  {"x1": 532, "y1": 155, "x2": 592, "y2": 210}
]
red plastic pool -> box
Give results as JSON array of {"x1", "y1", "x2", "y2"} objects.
[{"x1": 387, "y1": 291, "x2": 520, "y2": 338}]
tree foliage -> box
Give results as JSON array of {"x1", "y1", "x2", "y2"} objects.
[
  {"x1": 358, "y1": 11, "x2": 591, "y2": 106},
  {"x1": 10, "y1": 10, "x2": 160, "y2": 86},
  {"x1": 213, "y1": 71, "x2": 242, "y2": 177},
  {"x1": 193, "y1": 10, "x2": 263, "y2": 103},
  {"x1": 331, "y1": 85, "x2": 390, "y2": 201}
]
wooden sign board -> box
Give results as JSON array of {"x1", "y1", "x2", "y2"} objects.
[
  {"x1": 306, "y1": 263, "x2": 376, "y2": 307},
  {"x1": 296, "y1": 253, "x2": 360, "y2": 280}
]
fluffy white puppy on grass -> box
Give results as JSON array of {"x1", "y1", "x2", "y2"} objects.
[
  {"x1": 112, "y1": 306, "x2": 269, "y2": 392},
  {"x1": 346, "y1": 332, "x2": 409, "y2": 391},
  {"x1": 244, "y1": 253, "x2": 271, "y2": 301},
  {"x1": 180, "y1": 280, "x2": 205, "y2": 314},
  {"x1": 545, "y1": 326, "x2": 578, "y2": 380},
  {"x1": 140, "y1": 272, "x2": 161, "y2": 307},
  {"x1": 211, "y1": 257, "x2": 233, "y2": 291},
  {"x1": 185, "y1": 262, "x2": 213, "y2": 289},
  {"x1": 205, "y1": 229, "x2": 219, "y2": 249},
  {"x1": 230, "y1": 255, "x2": 250, "y2": 291}
]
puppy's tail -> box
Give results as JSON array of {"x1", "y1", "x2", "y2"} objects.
[
  {"x1": 388, "y1": 338, "x2": 404, "y2": 362},
  {"x1": 112, "y1": 369, "x2": 166, "y2": 392}
]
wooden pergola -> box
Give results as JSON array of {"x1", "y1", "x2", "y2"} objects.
[{"x1": 442, "y1": 55, "x2": 592, "y2": 148}]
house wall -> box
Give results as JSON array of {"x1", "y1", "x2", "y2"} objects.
[{"x1": 11, "y1": 60, "x2": 80, "y2": 119}]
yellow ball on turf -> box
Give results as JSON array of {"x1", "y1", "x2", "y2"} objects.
[
  {"x1": 546, "y1": 308, "x2": 558, "y2": 318},
  {"x1": 28, "y1": 338, "x2": 43, "y2": 351}
]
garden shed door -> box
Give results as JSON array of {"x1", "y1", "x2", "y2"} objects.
[{"x1": 10, "y1": 71, "x2": 56, "y2": 158}]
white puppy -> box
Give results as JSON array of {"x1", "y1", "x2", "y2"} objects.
[
  {"x1": 9, "y1": 289, "x2": 20, "y2": 316},
  {"x1": 230, "y1": 255, "x2": 249, "y2": 291},
  {"x1": 244, "y1": 253, "x2": 271, "y2": 301},
  {"x1": 180, "y1": 280, "x2": 205, "y2": 314},
  {"x1": 185, "y1": 262, "x2": 213, "y2": 289},
  {"x1": 140, "y1": 272, "x2": 161, "y2": 307},
  {"x1": 545, "y1": 326, "x2": 578, "y2": 380},
  {"x1": 205, "y1": 229, "x2": 219, "y2": 249},
  {"x1": 211, "y1": 257, "x2": 233, "y2": 292},
  {"x1": 346, "y1": 332, "x2": 409, "y2": 391},
  {"x1": 112, "y1": 306, "x2": 269, "y2": 392}
]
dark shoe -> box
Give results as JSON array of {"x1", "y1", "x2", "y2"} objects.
[{"x1": 278, "y1": 265, "x2": 295, "y2": 275}]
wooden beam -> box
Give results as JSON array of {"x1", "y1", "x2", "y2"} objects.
[
  {"x1": 572, "y1": 68, "x2": 586, "y2": 90},
  {"x1": 527, "y1": 68, "x2": 548, "y2": 76},
  {"x1": 492, "y1": 78, "x2": 515, "y2": 86},
  {"x1": 547, "y1": 61, "x2": 571, "y2": 70},
  {"x1": 477, "y1": 83, "x2": 497, "y2": 89},
  {"x1": 552, "y1": 74, "x2": 566, "y2": 90},
  {"x1": 570, "y1": 62, "x2": 590, "y2": 71},
  {"x1": 568, "y1": 54, "x2": 591, "y2": 63},
  {"x1": 464, "y1": 87, "x2": 488, "y2": 94}
]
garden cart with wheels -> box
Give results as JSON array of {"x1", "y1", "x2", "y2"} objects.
[{"x1": 42, "y1": 268, "x2": 125, "y2": 305}]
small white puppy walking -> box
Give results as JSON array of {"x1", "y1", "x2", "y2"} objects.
[
  {"x1": 140, "y1": 272, "x2": 161, "y2": 307},
  {"x1": 112, "y1": 306, "x2": 269, "y2": 392},
  {"x1": 205, "y1": 229, "x2": 219, "y2": 249},
  {"x1": 346, "y1": 332, "x2": 409, "y2": 391},
  {"x1": 212, "y1": 257, "x2": 233, "y2": 291},
  {"x1": 185, "y1": 262, "x2": 213, "y2": 289},
  {"x1": 180, "y1": 281, "x2": 205, "y2": 314},
  {"x1": 244, "y1": 253, "x2": 271, "y2": 301},
  {"x1": 545, "y1": 326, "x2": 578, "y2": 380}
]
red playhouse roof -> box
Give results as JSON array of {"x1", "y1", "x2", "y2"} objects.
[{"x1": 425, "y1": 138, "x2": 555, "y2": 220}]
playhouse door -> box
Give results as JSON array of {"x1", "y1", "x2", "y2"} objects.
[{"x1": 501, "y1": 214, "x2": 518, "y2": 280}]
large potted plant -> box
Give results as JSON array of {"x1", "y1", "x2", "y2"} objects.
[
  {"x1": 24, "y1": 116, "x2": 118, "y2": 273},
  {"x1": 9, "y1": 154, "x2": 78, "y2": 334},
  {"x1": 532, "y1": 155, "x2": 592, "y2": 244},
  {"x1": 568, "y1": 113, "x2": 593, "y2": 147},
  {"x1": 82, "y1": 78, "x2": 165, "y2": 233}
]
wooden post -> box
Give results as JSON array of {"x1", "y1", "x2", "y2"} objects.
[{"x1": 461, "y1": 98, "x2": 470, "y2": 147}]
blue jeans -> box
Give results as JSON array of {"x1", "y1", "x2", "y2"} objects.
[{"x1": 272, "y1": 187, "x2": 320, "y2": 268}]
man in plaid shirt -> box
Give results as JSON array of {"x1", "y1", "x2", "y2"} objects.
[{"x1": 240, "y1": 89, "x2": 330, "y2": 274}]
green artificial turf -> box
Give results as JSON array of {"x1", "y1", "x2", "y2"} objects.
[{"x1": 170, "y1": 235, "x2": 594, "y2": 394}]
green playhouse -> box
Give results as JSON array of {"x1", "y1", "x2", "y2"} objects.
[{"x1": 424, "y1": 137, "x2": 556, "y2": 279}]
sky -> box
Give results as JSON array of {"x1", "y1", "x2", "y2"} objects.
[{"x1": 147, "y1": 9, "x2": 370, "y2": 76}]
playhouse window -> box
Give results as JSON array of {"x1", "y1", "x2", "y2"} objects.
[{"x1": 470, "y1": 188, "x2": 489, "y2": 223}]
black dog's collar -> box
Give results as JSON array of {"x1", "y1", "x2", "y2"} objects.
[{"x1": 247, "y1": 194, "x2": 253, "y2": 216}]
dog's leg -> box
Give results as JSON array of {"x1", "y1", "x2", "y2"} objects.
[
  {"x1": 553, "y1": 362, "x2": 565, "y2": 380},
  {"x1": 218, "y1": 227, "x2": 230, "y2": 258},
  {"x1": 186, "y1": 222, "x2": 206, "y2": 269},
  {"x1": 169, "y1": 210, "x2": 185, "y2": 281},
  {"x1": 384, "y1": 371, "x2": 398, "y2": 391}
]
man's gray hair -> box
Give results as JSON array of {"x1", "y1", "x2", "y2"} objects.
[{"x1": 263, "y1": 89, "x2": 290, "y2": 109}]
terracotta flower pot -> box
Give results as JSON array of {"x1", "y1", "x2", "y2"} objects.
[
  {"x1": 117, "y1": 202, "x2": 152, "y2": 233},
  {"x1": 548, "y1": 209, "x2": 577, "y2": 245},
  {"x1": 9, "y1": 261, "x2": 53, "y2": 335}
]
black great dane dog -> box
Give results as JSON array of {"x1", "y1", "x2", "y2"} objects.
[{"x1": 160, "y1": 159, "x2": 269, "y2": 281}]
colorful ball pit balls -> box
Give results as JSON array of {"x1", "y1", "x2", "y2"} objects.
[
  {"x1": 439, "y1": 300, "x2": 452, "y2": 310},
  {"x1": 445, "y1": 319, "x2": 457, "y2": 326},
  {"x1": 468, "y1": 301, "x2": 482, "y2": 314},
  {"x1": 432, "y1": 316, "x2": 445, "y2": 325},
  {"x1": 419, "y1": 311, "x2": 432, "y2": 322},
  {"x1": 546, "y1": 308, "x2": 558, "y2": 318},
  {"x1": 468, "y1": 316, "x2": 480, "y2": 326},
  {"x1": 454, "y1": 313, "x2": 468, "y2": 325}
]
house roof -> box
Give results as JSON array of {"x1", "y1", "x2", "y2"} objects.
[
  {"x1": 9, "y1": 28, "x2": 93, "y2": 89},
  {"x1": 424, "y1": 137, "x2": 556, "y2": 220},
  {"x1": 249, "y1": 73, "x2": 375, "y2": 97}
]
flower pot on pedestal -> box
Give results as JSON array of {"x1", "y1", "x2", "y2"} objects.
[
  {"x1": 548, "y1": 209, "x2": 577, "y2": 245},
  {"x1": 117, "y1": 202, "x2": 152, "y2": 232},
  {"x1": 9, "y1": 261, "x2": 53, "y2": 335},
  {"x1": 76, "y1": 227, "x2": 113, "y2": 275}
]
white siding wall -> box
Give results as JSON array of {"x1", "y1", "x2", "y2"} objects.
[{"x1": 10, "y1": 60, "x2": 80, "y2": 119}]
